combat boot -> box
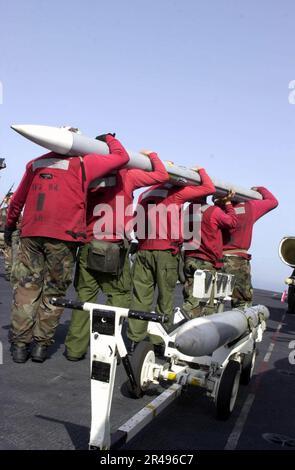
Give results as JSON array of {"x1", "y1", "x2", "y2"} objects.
[
  {"x1": 31, "y1": 343, "x2": 48, "y2": 363},
  {"x1": 64, "y1": 349, "x2": 86, "y2": 362},
  {"x1": 11, "y1": 344, "x2": 30, "y2": 363}
]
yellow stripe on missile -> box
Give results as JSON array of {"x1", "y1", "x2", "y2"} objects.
[{"x1": 190, "y1": 377, "x2": 201, "y2": 386}]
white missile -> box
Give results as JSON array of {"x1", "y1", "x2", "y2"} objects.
[
  {"x1": 175, "y1": 305, "x2": 269, "y2": 357},
  {"x1": 11, "y1": 124, "x2": 262, "y2": 202}
]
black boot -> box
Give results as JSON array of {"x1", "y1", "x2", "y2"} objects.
[
  {"x1": 64, "y1": 349, "x2": 86, "y2": 361},
  {"x1": 31, "y1": 343, "x2": 48, "y2": 363},
  {"x1": 11, "y1": 344, "x2": 30, "y2": 363}
]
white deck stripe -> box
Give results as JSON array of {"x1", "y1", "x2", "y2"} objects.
[
  {"x1": 224, "y1": 394, "x2": 256, "y2": 450},
  {"x1": 117, "y1": 384, "x2": 182, "y2": 443},
  {"x1": 224, "y1": 315, "x2": 285, "y2": 450},
  {"x1": 263, "y1": 342, "x2": 275, "y2": 363}
]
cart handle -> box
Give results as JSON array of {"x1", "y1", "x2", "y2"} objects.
[
  {"x1": 51, "y1": 298, "x2": 84, "y2": 310},
  {"x1": 50, "y1": 298, "x2": 169, "y2": 324}
]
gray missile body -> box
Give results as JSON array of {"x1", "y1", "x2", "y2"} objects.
[
  {"x1": 11, "y1": 124, "x2": 262, "y2": 202},
  {"x1": 174, "y1": 305, "x2": 269, "y2": 357}
]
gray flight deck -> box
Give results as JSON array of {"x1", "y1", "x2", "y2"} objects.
[{"x1": 0, "y1": 258, "x2": 294, "y2": 451}]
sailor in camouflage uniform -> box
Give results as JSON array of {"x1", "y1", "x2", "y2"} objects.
[
  {"x1": 5, "y1": 133, "x2": 130, "y2": 363},
  {"x1": 182, "y1": 191, "x2": 237, "y2": 317},
  {"x1": 222, "y1": 187, "x2": 278, "y2": 308}
]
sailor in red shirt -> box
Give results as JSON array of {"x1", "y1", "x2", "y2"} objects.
[
  {"x1": 222, "y1": 186, "x2": 279, "y2": 308},
  {"x1": 5, "y1": 132, "x2": 130, "y2": 363},
  {"x1": 127, "y1": 167, "x2": 215, "y2": 352},
  {"x1": 182, "y1": 191, "x2": 237, "y2": 317},
  {"x1": 64, "y1": 149, "x2": 169, "y2": 361}
]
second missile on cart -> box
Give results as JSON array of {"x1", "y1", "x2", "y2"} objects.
[{"x1": 174, "y1": 305, "x2": 269, "y2": 357}]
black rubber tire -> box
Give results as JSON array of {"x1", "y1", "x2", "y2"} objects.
[
  {"x1": 127, "y1": 341, "x2": 155, "y2": 398},
  {"x1": 240, "y1": 348, "x2": 256, "y2": 385},
  {"x1": 288, "y1": 285, "x2": 295, "y2": 313},
  {"x1": 216, "y1": 360, "x2": 241, "y2": 420}
]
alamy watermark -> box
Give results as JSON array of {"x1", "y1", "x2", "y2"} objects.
[
  {"x1": 0, "y1": 340, "x2": 3, "y2": 364},
  {"x1": 288, "y1": 340, "x2": 295, "y2": 365},
  {"x1": 288, "y1": 80, "x2": 295, "y2": 104},
  {"x1": 91, "y1": 197, "x2": 202, "y2": 250}
]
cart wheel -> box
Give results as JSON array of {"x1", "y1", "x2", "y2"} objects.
[
  {"x1": 216, "y1": 360, "x2": 241, "y2": 420},
  {"x1": 240, "y1": 348, "x2": 256, "y2": 385},
  {"x1": 127, "y1": 341, "x2": 155, "y2": 398}
]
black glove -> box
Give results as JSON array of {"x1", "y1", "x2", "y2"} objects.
[
  {"x1": 95, "y1": 133, "x2": 116, "y2": 142},
  {"x1": 129, "y1": 240, "x2": 139, "y2": 255},
  {"x1": 4, "y1": 226, "x2": 14, "y2": 246}
]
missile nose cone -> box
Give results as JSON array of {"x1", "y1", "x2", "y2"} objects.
[
  {"x1": 11, "y1": 124, "x2": 31, "y2": 138},
  {"x1": 10, "y1": 124, "x2": 74, "y2": 155}
]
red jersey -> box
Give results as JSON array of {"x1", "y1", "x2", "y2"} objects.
[
  {"x1": 86, "y1": 152, "x2": 169, "y2": 242},
  {"x1": 136, "y1": 169, "x2": 215, "y2": 253},
  {"x1": 6, "y1": 135, "x2": 129, "y2": 243},
  {"x1": 223, "y1": 187, "x2": 278, "y2": 259},
  {"x1": 185, "y1": 203, "x2": 237, "y2": 268}
]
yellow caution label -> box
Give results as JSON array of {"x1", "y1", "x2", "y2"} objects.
[{"x1": 167, "y1": 372, "x2": 177, "y2": 381}]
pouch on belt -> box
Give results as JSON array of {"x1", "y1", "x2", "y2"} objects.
[{"x1": 87, "y1": 240, "x2": 127, "y2": 276}]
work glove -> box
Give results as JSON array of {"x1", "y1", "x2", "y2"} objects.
[
  {"x1": 95, "y1": 133, "x2": 116, "y2": 142},
  {"x1": 129, "y1": 240, "x2": 139, "y2": 256},
  {"x1": 4, "y1": 226, "x2": 14, "y2": 246}
]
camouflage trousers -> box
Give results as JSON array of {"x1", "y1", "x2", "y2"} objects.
[
  {"x1": 128, "y1": 250, "x2": 179, "y2": 344},
  {"x1": 223, "y1": 255, "x2": 253, "y2": 308},
  {"x1": 5, "y1": 230, "x2": 21, "y2": 281},
  {"x1": 65, "y1": 243, "x2": 132, "y2": 358},
  {"x1": 0, "y1": 232, "x2": 4, "y2": 252},
  {"x1": 182, "y1": 257, "x2": 217, "y2": 317},
  {"x1": 0, "y1": 232, "x2": 9, "y2": 276},
  {"x1": 0, "y1": 233, "x2": 9, "y2": 276},
  {"x1": 10, "y1": 237, "x2": 77, "y2": 346},
  {"x1": 0, "y1": 230, "x2": 20, "y2": 281}
]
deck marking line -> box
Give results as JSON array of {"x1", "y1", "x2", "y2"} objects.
[
  {"x1": 224, "y1": 393, "x2": 255, "y2": 450},
  {"x1": 112, "y1": 384, "x2": 182, "y2": 445},
  {"x1": 263, "y1": 342, "x2": 275, "y2": 362},
  {"x1": 224, "y1": 310, "x2": 286, "y2": 450}
]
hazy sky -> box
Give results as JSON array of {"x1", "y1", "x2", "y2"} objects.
[{"x1": 0, "y1": 0, "x2": 294, "y2": 291}]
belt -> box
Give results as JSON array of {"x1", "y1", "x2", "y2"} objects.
[
  {"x1": 65, "y1": 230, "x2": 87, "y2": 240},
  {"x1": 223, "y1": 249, "x2": 248, "y2": 255}
]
